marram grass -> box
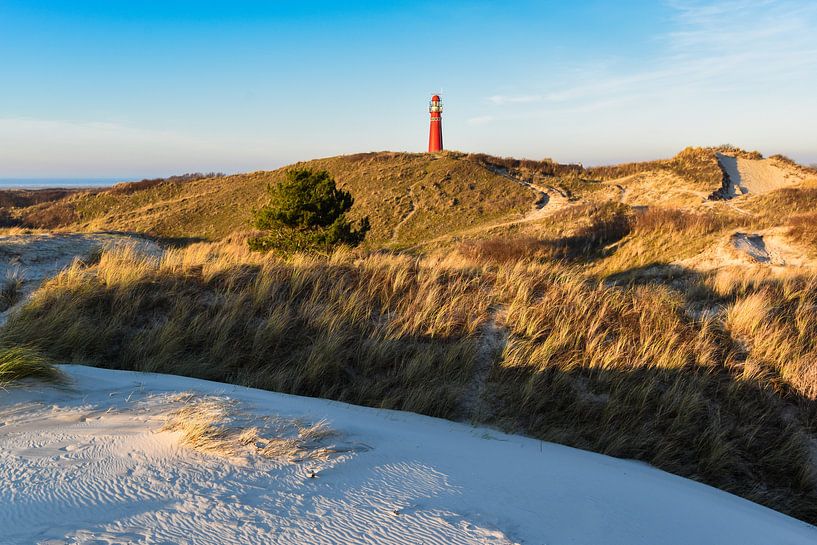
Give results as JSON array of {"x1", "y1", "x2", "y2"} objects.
[
  {"x1": 4, "y1": 241, "x2": 817, "y2": 523},
  {"x1": 0, "y1": 346, "x2": 61, "y2": 386}
]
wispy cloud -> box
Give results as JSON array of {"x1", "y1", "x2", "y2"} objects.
[
  {"x1": 666, "y1": 0, "x2": 817, "y2": 67},
  {"x1": 487, "y1": 95, "x2": 544, "y2": 105},
  {"x1": 478, "y1": 0, "x2": 817, "y2": 124},
  {"x1": 467, "y1": 115, "x2": 496, "y2": 125}
]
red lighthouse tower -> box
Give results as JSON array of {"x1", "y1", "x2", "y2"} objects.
[{"x1": 428, "y1": 94, "x2": 443, "y2": 152}]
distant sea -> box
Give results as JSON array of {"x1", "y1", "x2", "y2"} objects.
[{"x1": 0, "y1": 178, "x2": 124, "y2": 190}]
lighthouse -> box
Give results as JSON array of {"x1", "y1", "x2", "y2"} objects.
[{"x1": 428, "y1": 94, "x2": 443, "y2": 152}]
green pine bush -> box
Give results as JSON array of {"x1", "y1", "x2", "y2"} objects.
[{"x1": 249, "y1": 169, "x2": 370, "y2": 253}]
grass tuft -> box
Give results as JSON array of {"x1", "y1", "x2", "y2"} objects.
[
  {"x1": 161, "y1": 395, "x2": 338, "y2": 461},
  {"x1": 0, "y1": 346, "x2": 61, "y2": 386},
  {"x1": 0, "y1": 271, "x2": 24, "y2": 312}
]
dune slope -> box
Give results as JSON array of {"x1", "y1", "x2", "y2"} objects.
[
  {"x1": 9, "y1": 152, "x2": 537, "y2": 246},
  {"x1": 1, "y1": 366, "x2": 815, "y2": 545}
]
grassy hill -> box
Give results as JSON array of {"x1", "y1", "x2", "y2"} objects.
[
  {"x1": 9, "y1": 152, "x2": 539, "y2": 246},
  {"x1": 5, "y1": 147, "x2": 815, "y2": 268},
  {"x1": 3, "y1": 146, "x2": 745, "y2": 247},
  {"x1": 6, "y1": 146, "x2": 817, "y2": 523}
]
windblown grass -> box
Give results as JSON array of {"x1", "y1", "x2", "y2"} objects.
[
  {"x1": 488, "y1": 264, "x2": 817, "y2": 520},
  {"x1": 4, "y1": 242, "x2": 817, "y2": 521},
  {"x1": 162, "y1": 394, "x2": 337, "y2": 461},
  {"x1": 716, "y1": 271, "x2": 817, "y2": 400},
  {"x1": 3, "y1": 243, "x2": 486, "y2": 417},
  {"x1": 0, "y1": 346, "x2": 61, "y2": 386},
  {"x1": 0, "y1": 271, "x2": 24, "y2": 312}
]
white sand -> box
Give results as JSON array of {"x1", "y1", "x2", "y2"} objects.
[
  {"x1": 679, "y1": 228, "x2": 815, "y2": 271},
  {"x1": 716, "y1": 153, "x2": 808, "y2": 197},
  {"x1": 1, "y1": 366, "x2": 815, "y2": 545}
]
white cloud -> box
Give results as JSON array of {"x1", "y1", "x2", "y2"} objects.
[
  {"x1": 487, "y1": 95, "x2": 544, "y2": 105},
  {"x1": 467, "y1": 115, "x2": 496, "y2": 125},
  {"x1": 479, "y1": 1, "x2": 817, "y2": 124}
]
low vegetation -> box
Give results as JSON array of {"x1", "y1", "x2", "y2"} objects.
[
  {"x1": 162, "y1": 394, "x2": 336, "y2": 460},
  {"x1": 249, "y1": 169, "x2": 369, "y2": 253},
  {"x1": 4, "y1": 241, "x2": 817, "y2": 521},
  {"x1": 598, "y1": 207, "x2": 751, "y2": 276},
  {"x1": 108, "y1": 172, "x2": 225, "y2": 195},
  {"x1": 0, "y1": 188, "x2": 81, "y2": 211},
  {"x1": 0, "y1": 346, "x2": 60, "y2": 386},
  {"x1": 468, "y1": 152, "x2": 584, "y2": 178},
  {"x1": 586, "y1": 146, "x2": 725, "y2": 190},
  {"x1": 4, "y1": 146, "x2": 817, "y2": 522},
  {"x1": 460, "y1": 202, "x2": 632, "y2": 262}
]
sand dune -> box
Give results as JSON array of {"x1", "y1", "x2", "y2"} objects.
[
  {"x1": 716, "y1": 153, "x2": 809, "y2": 197},
  {"x1": 1, "y1": 366, "x2": 815, "y2": 544}
]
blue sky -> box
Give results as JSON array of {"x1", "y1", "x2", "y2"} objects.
[{"x1": 0, "y1": 1, "x2": 815, "y2": 178}]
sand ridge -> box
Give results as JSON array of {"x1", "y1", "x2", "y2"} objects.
[
  {"x1": 716, "y1": 153, "x2": 811, "y2": 197},
  {"x1": 1, "y1": 366, "x2": 815, "y2": 544}
]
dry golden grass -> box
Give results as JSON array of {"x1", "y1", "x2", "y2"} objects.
[
  {"x1": 747, "y1": 186, "x2": 817, "y2": 223},
  {"x1": 4, "y1": 242, "x2": 487, "y2": 417},
  {"x1": 716, "y1": 272, "x2": 817, "y2": 400},
  {"x1": 0, "y1": 226, "x2": 49, "y2": 236},
  {"x1": 488, "y1": 263, "x2": 817, "y2": 520},
  {"x1": 4, "y1": 241, "x2": 817, "y2": 521},
  {"x1": 5, "y1": 152, "x2": 536, "y2": 247},
  {"x1": 162, "y1": 394, "x2": 337, "y2": 461},
  {"x1": 586, "y1": 147, "x2": 725, "y2": 191},
  {"x1": 724, "y1": 290, "x2": 772, "y2": 338}
]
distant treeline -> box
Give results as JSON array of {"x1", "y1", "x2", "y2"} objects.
[{"x1": 0, "y1": 188, "x2": 79, "y2": 209}]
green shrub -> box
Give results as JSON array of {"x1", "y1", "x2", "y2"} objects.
[{"x1": 249, "y1": 169, "x2": 369, "y2": 253}]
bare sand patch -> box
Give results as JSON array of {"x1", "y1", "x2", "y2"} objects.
[{"x1": 717, "y1": 153, "x2": 811, "y2": 197}]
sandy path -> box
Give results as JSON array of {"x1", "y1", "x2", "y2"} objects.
[
  {"x1": 416, "y1": 179, "x2": 570, "y2": 249},
  {"x1": 0, "y1": 233, "x2": 160, "y2": 325},
  {"x1": 1, "y1": 366, "x2": 815, "y2": 545}
]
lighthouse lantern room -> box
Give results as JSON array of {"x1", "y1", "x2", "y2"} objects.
[{"x1": 428, "y1": 94, "x2": 443, "y2": 152}]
